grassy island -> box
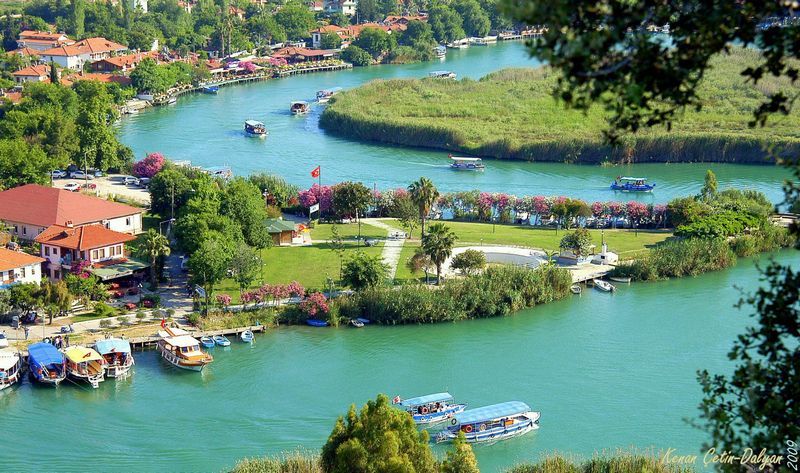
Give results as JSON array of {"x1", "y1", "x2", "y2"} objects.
[{"x1": 320, "y1": 48, "x2": 800, "y2": 164}]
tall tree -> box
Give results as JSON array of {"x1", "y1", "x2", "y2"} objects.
[
  {"x1": 408, "y1": 177, "x2": 439, "y2": 236},
  {"x1": 38, "y1": 280, "x2": 72, "y2": 325},
  {"x1": 341, "y1": 251, "x2": 389, "y2": 290},
  {"x1": 453, "y1": 0, "x2": 490, "y2": 38},
  {"x1": 139, "y1": 229, "x2": 171, "y2": 288},
  {"x1": 220, "y1": 177, "x2": 271, "y2": 248},
  {"x1": 701, "y1": 169, "x2": 718, "y2": 200},
  {"x1": 229, "y1": 242, "x2": 260, "y2": 299},
  {"x1": 188, "y1": 232, "x2": 235, "y2": 313},
  {"x1": 427, "y1": 4, "x2": 465, "y2": 44},
  {"x1": 73, "y1": 80, "x2": 126, "y2": 171},
  {"x1": 71, "y1": 0, "x2": 85, "y2": 38},
  {"x1": 439, "y1": 432, "x2": 479, "y2": 473},
  {"x1": 274, "y1": 2, "x2": 315, "y2": 41},
  {"x1": 421, "y1": 222, "x2": 457, "y2": 284}
]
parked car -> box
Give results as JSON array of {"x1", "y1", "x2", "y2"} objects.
[
  {"x1": 81, "y1": 183, "x2": 97, "y2": 190},
  {"x1": 123, "y1": 176, "x2": 140, "y2": 186},
  {"x1": 91, "y1": 169, "x2": 104, "y2": 177},
  {"x1": 69, "y1": 170, "x2": 93, "y2": 180},
  {"x1": 139, "y1": 177, "x2": 151, "y2": 187},
  {"x1": 63, "y1": 182, "x2": 80, "y2": 192},
  {"x1": 51, "y1": 170, "x2": 67, "y2": 178}
]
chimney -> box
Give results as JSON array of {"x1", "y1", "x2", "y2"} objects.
[{"x1": 65, "y1": 220, "x2": 74, "y2": 227}]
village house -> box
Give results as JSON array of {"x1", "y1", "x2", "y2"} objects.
[
  {"x1": 0, "y1": 247, "x2": 45, "y2": 289},
  {"x1": 11, "y1": 64, "x2": 51, "y2": 84},
  {"x1": 38, "y1": 37, "x2": 128, "y2": 70},
  {"x1": 90, "y1": 51, "x2": 157, "y2": 73},
  {"x1": 266, "y1": 218, "x2": 298, "y2": 246},
  {"x1": 16, "y1": 30, "x2": 73, "y2": 52},
  {"x1": 35, "y1": 224, "x2": 144, "y2": 282},
  {"x1": 324, "y1": 0, "x2": 356, "y2": 16},
  {"x1": 310, "y1": 22, "x2": 407, "y2": 48},
  {"x1": 0, "y1": 184, "x2": 143, "y2": 242},
  {"x1": 310, "y1": 25, "x2": 351, "y2": 49},
  {"x1": 271, "y1": 46, "x2": 337, "y2": 63}
]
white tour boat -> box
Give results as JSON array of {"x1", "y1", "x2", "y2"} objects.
[
  {"x1": 436, "y1": 401, "x2": 540, "y2": 443},
  {"x1": 393, "y1": 392, "x2": 467, "y2": 424},
  {"x1": 0, "y1": 349, "x2": 22, "y2": 391},
  {"x1": 157, "y1": 326, "x2": 214, "y2": 372}
]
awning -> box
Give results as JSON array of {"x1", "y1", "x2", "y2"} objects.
[
  {"x1": 89, "y1": 258, "x2": 150, "y2": 281},
  {"x1": 398, "y1": 392, "x2": 454, "y2": 407},
  {"x1": 94, "y1": 338, "x2": 132, "y2": 355},
  {"x1": 453, "y1": 401, "x2": 531, "y2": 425}
]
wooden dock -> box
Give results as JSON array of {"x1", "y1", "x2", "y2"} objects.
[
  {"x1": 128, "y1": 325, "x2": 267, "y2": 350},
  {"x1": 275, "y1": 63, "x2": 352, "y2": 77}
]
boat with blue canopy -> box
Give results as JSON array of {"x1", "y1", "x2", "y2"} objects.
[
  {"x1": 93, "y1": 338, "x2": 134, "y2": 378},
  {"x1": 435, "y1": 401, "x2": 540, "y2": 443},
  {"x1": 244, "y1": 120, "x2": 267, "y2": 137},
  {"x1": 306, "y1": 319, "x2": 329, "y2": 327},
  {"x1": 393, "y1": 392, "x2": 467, "y2": 425},
  {"x1": 202, "y1": 85, "x2": 220, "y2": 94},
  {"x1": 27, "y1": 342, "x2": 66, "y2": 386},
  {"x1": 610, "y1": 177, "x2": 656, "y2": 192}
]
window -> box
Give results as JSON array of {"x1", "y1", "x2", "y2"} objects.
[
  {"x1": 13, "y1": 225, "x2": 18, "y2": 233},
  {"x1": 126, "y1": 217, "x2": 131, "y2": 226},
  {"x1": 53, "y1": 247, "x2": 58, "y2": 255},
  {"x1": 22, "y1": 227, "x2": 26, "y2": 235},
  {"x1": 53, "y1": 270, "x2": 60, "y2": 279},
  {"x1": 44, "y1": 247, "x2": 50, "y2": 256},
  {"x1": 20, "y1": 267, "x2": 26, "y2": 277}
]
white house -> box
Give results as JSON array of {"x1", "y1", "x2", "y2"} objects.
[
  {"x1": 0, "y1": 247, "x2": 45, "y2": 289},
  {"x1": 35, "y1": 224, "x2": 136, "y2": 281}
]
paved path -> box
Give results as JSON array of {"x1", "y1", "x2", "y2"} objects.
[{"x1": 362, "y1": 219, "x2": 406, "y2": 279}]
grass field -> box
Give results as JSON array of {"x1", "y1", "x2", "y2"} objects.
[
  {"x1": 321, "y1": 47, "x2": 800, "y2": 163},
  {"x1": 309, "y1": 222, "x2": 387, "y2": 241}
]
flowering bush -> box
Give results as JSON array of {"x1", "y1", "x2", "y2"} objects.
[
  {"x1": 591, "y1": 201, "x2": 605, "y2": 218},
  {"x1": 625, "y1": 201, "x2": 650, "y2": 224},
  {"x1": 216, "y1": 294, "x2": 232, "y2": 308},
  {"x1": 132, "y1": 152, "x2": 166, "y2": 178},
  {"x1": 298, "y1": 184, "x2": 333, "y2": 213},
  {"x1": 299, "y1": 292, "x2": 329, "y2": 318},
  {"x1": 70, "y1": 259, "x2": 91, "y2": 278}
]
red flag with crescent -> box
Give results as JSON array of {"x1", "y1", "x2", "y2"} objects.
[{"x1": 311, "y1": 166, "x2": 320, "y2": 178}]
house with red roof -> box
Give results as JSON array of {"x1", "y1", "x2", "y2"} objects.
[
  {"x1": 16, "y1": 30, "x2": 73, "y2": 52},
  {"x1": 0, "y1": 247, "x2": 45, "y2": 288},
  {"x1": 35, "y1": 224, "x2": 144, "y2": 282},
  {"x1": 0, "y1": 184, "x2": 143, "y2": 242},
  {"x1": 90, "y1": 51, "x2": 157, "y2": 73},
  {"x1": 38, "y1": 37, "x2": 128, "y2": 70},
  {"x1": 271, "y1": 46, "x2": 337, "y2": 63},
  {"x1": 12, "y1": 64, "x2": 51, "y2": 84}
]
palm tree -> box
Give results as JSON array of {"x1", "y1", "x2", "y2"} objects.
[
  {"x1": 421, "y1": 223, "x2": 457, "y2": 284},
  {"x1": 140, "y1": 229, "x2": 171, "y2": 288},
  {"x1": 408, "y1": 177, "x2": 440, "y2": 237}
]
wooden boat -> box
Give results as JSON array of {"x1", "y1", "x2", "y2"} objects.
[
  {"x1": 158, "y1": 326, "x2": 213, "y2": 372},
  {"x1": 450, "y1": 155, "x2": 485, "y2": 171},
  {"x1": 609, "y1": 276, "x2": 632, "y2": 284},
  {"x1": 434, "y1": 45, "x2": 447, "y2": 57},
  {"x1": 28, "y1": 342, "x2": 66, "y2": 386},
  {"x1": 355, "y1": 318, "x2": 371, "y2": 325},
  {"x1": 570, "y1": 284, "x2": 582, "y2": 294},
  {"x1": 435, "y1": 401, "x2": 540, "y2": 443},
  {"x1": 93, "y1": 338, "x2": 134, "y2": 378},
  {"x1": 239, "y1": 330, "x2": 254, "y2": 343},
  {"x1": 429, "y1": 70, "x2": 457, "y2": 79},
  {"x1": 200, "y1": 336, "x2": 215, "y2": 348},
  {"x1": 350, "y1": 319, "x2": 364, "y2": 328},
  {"x1": 394, "y1": 392, "x2": 467, "y2": 425},
  {"x1": 610, "y1": 177, "x2": 656, "y2": 192},
  {"x1": 64, "y1": 346, "x2": 106, "y2": 388},
  {"x1": 0, "y1": 349, "x2": 22, "y2": 391},
  {"x1": 316, "y1": 87, "x2": 342, "y2": 104},
  {"x1": 244, "y1": 120, "x2": 267, "y2": 136},
  {"x1": 201, "y1": 85, "x2": 220, "y2": 94},
  {"x1": 290, "y1": 101, "x2": 310, "y2": 115},
  {"x1": 446, "y1": 39, "x2": 470, "y2": 49},
  {"x1": 594, "y1": 279, "x2": 616, "y2": 292},
  {"x1": 213, "y1": 335, "x2": 231, "y2": 347},
  {"x1": 306, "y1": 319, "x2": 329, "y2": 327}
]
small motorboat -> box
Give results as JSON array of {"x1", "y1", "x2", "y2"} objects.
[
  {"x1": 610, "y1": 177, "x2": 656, "y2": 192},
  {"x1": 609, "y1": 276, "x2": 632, "y2": 284},
  {"x1": 316, "y1": 87, "x2": 342, "y2": 104},
  {"x1": 290, "y1": 101, "x2": 310, "y2": 115},
  {"x1": 355, "y1": 318, "x2": 371, "y2": 325},
  {"x1": 202, "y1": 85, "x2": 220, "y2": 94},
  {"x1": 165, "y1": 96, "x2": 177, "y2": 105},
  {"x1": 200, "y1": 336, "x2": 215, "y2": 348},
  {"x1": 429, "y1": 70, "x2": 456, "y2": 79},
  {"x1": 594, "y1": 279, "x2": 616, "y2": 292},
  {"x1": 212, "y1": 335, "x2": 231, "y2": 347},
  {"x1": 244, "y1": 120, "x2": 267, "y2": 137},
  {"x1": 306, "y1": 319, "x2": 329, "y2": 327},
  {"x1": 240, "y1": 330, "x2": 254, "y2": 343},
  {"x1": 350, "y1": 319, "x2": 364, "y2": 328},
  {"x1": 570, "y1": 284, "x2": 582, "y2": 294}
]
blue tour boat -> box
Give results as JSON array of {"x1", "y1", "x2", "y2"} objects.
[
  {"x1": 202, "y1": 85, "x2": 220, "y2": 94},
  {"x1": 306, "y1": 319, "x2": 329, "y2": 327},
  {"x1": 28, "y1": 342, "x2": 67, "y2": 386},
  {"x1": 394, "y1": 392, "x2": 467, "y2": 425},
  {"x1": 449, "y1": 155, "x2": 485, "y2": 171},
  {"x1": 200, "y1": 336, "x2": 215, "y2": 348},
  {"x1": 212, "y1": 335, "x2": 231, "y2": 347},
  {"x1": 435, "y1": 401, "x2": 540, "y2": 443},
  {"x1": 610, "y1": 177, "x2": 656, "y2": 192}
]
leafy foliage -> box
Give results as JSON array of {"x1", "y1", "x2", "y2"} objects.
[
  {"x1": 341, "y1": 251, "x2": 389, "y2": 290},
  {"x1": 450, "y1": 249, "x2": 486, "y2": 276},
  {"x1": 559, "y1": 228, "x2": 592, "y2": 257},
  {"x1": 421, "y1": 222, "x2": 457, "y2": 282}
]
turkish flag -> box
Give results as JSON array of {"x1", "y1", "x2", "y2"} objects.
[{"x1": 310, "y1": 166, "x2": 320, "y2": 178}]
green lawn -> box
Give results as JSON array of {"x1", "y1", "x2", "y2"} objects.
[
  {"x1": 215, "y1": 242, "x2": 384, "y2": 301},
  {"x1": 309, "y1": 222, "x2": 388, "y2": 241}
]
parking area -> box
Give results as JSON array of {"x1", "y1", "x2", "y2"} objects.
[{"x1": 52, "y1": 173, "x2": 150, "y2": 205}]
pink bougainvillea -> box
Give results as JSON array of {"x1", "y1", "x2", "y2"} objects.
[
  {"x1": 625, "y1": 201, "x2": 650, "y2": 223},
  {"x1": 132, "y1": 152, "x2": 165, "y2": 178},
  {"x1": 532, "y1": 196, "x2": 551, "y2": 216},
  {"x1": 606, "y1": 201, "x2": 623, "y2": 217},
  {"x1": 298, "y1": 184, "x2": 333, "y2": 213},
  {"x1": 240, "y1": 61, "x2": 256, "y2": 73},
  {"x1": 591, "y1": 201, "x2": 605, "y2": 218},
  {"x1": 286, "y1": 281, "x2": 306, "y2": 298},
  {"x1": 70, "y1": 259, "x2": 91, "y2": 278},
  {"x1": 216, "y1": 294, "x2": 232, "y2": 307},
  {"x1": 300, "y1": 292, "x2": 329, "y2": 317}
]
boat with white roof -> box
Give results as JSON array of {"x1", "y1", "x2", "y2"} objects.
[
  {"x1": 93, "y1": 338, "x2": 134, "y2": 378},
  {"x1": 393, "y1": 393, "x2": 466, "y2": 424},
  {"x1": 610, "y1": 176, "x2": 656, "y2": 192},
  {"x1": 449, "y1": 155, "x2": 485, "y2": 171},
  {"x1": 157, "y1": 326, "x2": 214, "y2": 372},
  {"x1": 0, "y1": 349, "x2": 22, "y2": 391},
  {"x1": 435, "y1": 401, "x2": 540, "y2": 443}
]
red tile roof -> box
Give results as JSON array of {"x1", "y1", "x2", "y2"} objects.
[
  {"x1": 0, "y1": 247, "x2": 45, "y2": 272},
  {"x1": 35, "y1": 224, "x2": 135, "y2": 250},
  {"x1": 94, "y1": 51, "x2": 155, "y2": 68},
  {"x1": 19, "y1": 30, "x2": 69, "y2": 41},
  {"x1": 0, "y1": 184, "x2": 142, "y2": 228},
  {"x1": 12, "y1": 64, "x2": 50, "y2": 77},
  {"x1": 74, "y1": 37, "x2": 127, "y2": 54},
  {"x1": 38, "y1": 44, "x2": 85, "y2": 57},
  {"x1": 8, "y1": 47, "x2": 41, "y2": 56},
  {"x1": 67, "y1": 72, "x2": 132, "y2": 86}
]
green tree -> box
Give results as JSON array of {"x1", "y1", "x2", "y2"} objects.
[
  {"x1": 320, "y1": 31, "x2": 343, "y2": 49},
  {"x1": 139, "y1": 229, "x2": 171, "y2": 288},
  {"x1": 247, "y1": 12, "x2": 287, "y2": 47},
  {"x1": 220, "y1": 177, "x2": 271, "y2": 248},
  {"x1": 188, "y1": 232, "x2": 235, "y2": 313},
  {"x1": 450, "y1": 249, "x2": 486, "y2": 276},
  {"x1": 0, "y1": 139, "x2": 57, "y2": 189},
  {"x1": 130, "y1": 58, "x2": 168, "y2": 94},
  {"x1": 274, "y1": 2, "x2": 315, "y2": 40},
  {"x1": 408, "y1": 176, "x2": 439, "y2": 236},
  {"x1": 229, "y1": 242, "x2": 260, "y2": 299},
  {"x1": 355, "y1": 0, "x2": 379, "y2": 22},
  {"x1": 321, "y1": 393, "x2": 437, "y2": 473},
  {"x1": 421, "y1": 222, "x2": 457, "y2": 284},
  {"x1": 394, "y1": 195, "x2": 419, "y2": 239},
  {"x1": 700, "y1": 169, "x2": 718, "y2": 200},
  {"x1": 149, "y1": 168, "x2": 193, "y2": 218},
  {"x1": 127, "y1": 21, "x2": 160, "y2": 51},
  {"x1": 559, "y1": 228, "x2": 592, "y2": 258},
  {"x1": 328, "y1": 13, "x2": 350, "y2": 27},
  {"x1": 48, "y1": 61, "x2": 59, "y2": 85},
  {"x1": 399, "y1": 20, "x2": 434, "y2": 48},
  {"x1": 440, "y1": 432, "x2": 479, "y2": 473},
  {"x1": 331, "y1": 181, "x2": 372, "y2": 220},
  {"x1": 73, "y1": 80, "x2": 126, "y2": 171},
  {"x1": 8, "y1": 283, "x2": 39, "y2": 316},
  {"x1": 341, "y1": 45, "x2": 373, "y2": 66},
  {"x1": 341, "y1": 251, "x2": 389, "y2": 290},
  {"x1": 453, "y1": 0, "x2": 490, "y2": 38},
  {"x1": 406, "y1": 247, "x2": 432, "y2": 283},
  {"x1": 71, "y1": 0, "x2": 85, "y2": 38},
  {"x1": 428, "y1": 4, "x2": 465, "y2": 44},
  {"x1": 353, "y1": 27, "x2": 395, "y2": 59},
  {"x1": 38, "y1": 280, "x2": 72, "y2": 325}
]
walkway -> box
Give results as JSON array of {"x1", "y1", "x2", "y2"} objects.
[{"x1": 362, "y1": 219, "x2": 406, "y2": 279}]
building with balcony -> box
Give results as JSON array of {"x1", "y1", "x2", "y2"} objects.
[{"x1": 0, "y1": 247, "x2": 45, "y2": 289}]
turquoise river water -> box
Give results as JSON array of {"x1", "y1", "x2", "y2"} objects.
[
  {"x1": 1, "y1": 251, "x2": 798, "y2": 471},
  {"x1": 117, "y1": 41, "x2": 791, "y2": 204}
]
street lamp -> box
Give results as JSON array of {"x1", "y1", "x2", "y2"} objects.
[{"x1": 159, "y1": 218, "x2": 175, "y2": 235}]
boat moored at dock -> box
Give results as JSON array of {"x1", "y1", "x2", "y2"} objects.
[
  {"x1": 0, "y1": 349, "x2": 22, "y2": 391},
  {"x1": 594, "y1": 279, "x2": 616, "y2": 292},
  {"x1": 429, "y1": 70, "x2": 457, "y2": 79},
  {"x1": 64, "y1": 347, "x2": 105, "y2": 388},
  {"x1": 93, "y1": 338, "x2": 134, "y2": 378},
  {"x1": 290, "y1": 101, "x2": 310, "y2": 115},
  {"x1": 158, "y1": 326, "x2": 214, "y2": 372},
  {"x1": 27, "y1": 342, "x2": 66, "y2": 386},
  {"x1": 200, "y1": 336, "x2": 215, "y2": 348},
  {"x1": 610, "y1": 177, "x2": 656, "y2": 192},
  {"x1": 244, "y1": 120, "x2": 267, "y2": 137},
  {"x1": 394, "y1": 392, "x2": 467, "y2": 424},
  {"x1": 202, "y1": 85, "x2": 220, "y2": 94},
  {"x1": 435, "y1": 401, "x2": 540, "y2": 443},
  {"x1": 450, "y1": 155, "x2": 485, "y2": 171},
  {"x1": 212, "y1": 335, "x2": 231, "y2": 347},
  {"x1": 316, "y1": 88, "x2": 342, "y2": 104},
  {"x1": 239, "y1": 330, "x2": 254, "y2": 343}
]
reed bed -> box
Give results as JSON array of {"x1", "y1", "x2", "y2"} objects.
[
  {"x1": 508, "y1": 450, "x2": 694, "y2": 473},
  {"x1": 320, "y1": 48, "x2": 800, "y2": 164},
  {"x1": 229, "y1": 451, "x2": 322, "y2": 473}
]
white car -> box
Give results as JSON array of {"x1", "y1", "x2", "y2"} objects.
[
  {"x1": 51, "y1": 170, "x2": 67, "y2": 179},
  {"x1": 69, "y1": 170, "x2": 93, "y2": 180},
  {"x1": 63, "y1": 182, "x2": 80, "y2": 192},
  {"x1": 0, "y1": 332, "x2": 8, "y2": 348},
  {"x1": 123, "y1": 176, "x2": 140, "y2": 186}
]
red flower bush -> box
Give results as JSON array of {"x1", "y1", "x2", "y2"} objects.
[
  {"x1": 132, "y1": 153, "x2": 166, "y2": 178},
  {"x1": 300, "y1": 292, "x2": 329, "y2": 318}
]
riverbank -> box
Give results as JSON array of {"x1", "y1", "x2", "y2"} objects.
[{"x1": 320, "y1": 48, "x2": 800, "y2": 164}]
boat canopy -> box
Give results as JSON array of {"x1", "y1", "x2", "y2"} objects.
[
  {"x1": 245, "y1": 120, "x2": 264, "y2": 127},
  {"x1": 28, "y1": 343, "x2": 64, "y2": 366},
  {"x1": 619, "y1": 177, "x2": 647, "y2": 181},
  {"x1": 291, "y1": 101, "x2": 309, "y2": 106},
  {"x1": 450, "y1": 156, "x2": 482, "y2": 162},
  {"x1": 64, "y1": 347, "x2": 103, "y2": 363},
  {"x1": 453, "y1": 401, "x2": 531, "y2": 425},
  {"x1": 94, "y1": 338, "x2": 132, "y2": 355},
  {"x1": 398, "y1": 392, "x2": 454, "y2": 407},
  {"x1": 164, "y1": 335, "x2": 201, "y2": 348},
  {"x1": 430, "y1": 70, "x2": 452, "y2": 75},
  {"x1": 0, "y1": 349, "x2": 19, "y2": 370}
]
